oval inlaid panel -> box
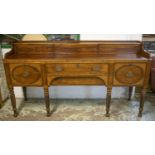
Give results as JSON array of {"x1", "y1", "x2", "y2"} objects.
[
  {"x1": 12, "y1": 65, "x2": 40, "y2": 84},
  {"x1": 115, "y1": 65, "x2": 144, "y2": 84}
]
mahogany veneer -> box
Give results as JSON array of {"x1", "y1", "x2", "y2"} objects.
[{"x1": 3, "y1": 41, "x2": 151, "y2": 117}]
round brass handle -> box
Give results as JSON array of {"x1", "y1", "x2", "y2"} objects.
[
  {"x1": 55, "y1": 65, "x2": 64, "y2": 72},
  {"x1": 126, "y1": 71, "x2": 134, "y2": 78},
  {"x1": 91, "y1": 65, "x2": 101, "y2": 72},
  {"x1": 22, "y1": 71, "x2": 30, "y2": 78}
]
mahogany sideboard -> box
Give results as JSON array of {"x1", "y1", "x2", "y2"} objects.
[{"x1": 3, "y1": 41, "x2": 151, "y2": 117}]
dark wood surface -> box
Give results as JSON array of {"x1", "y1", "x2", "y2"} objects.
[{"x1": 3, "y1": 41, "x2": 151, "y2": 117}]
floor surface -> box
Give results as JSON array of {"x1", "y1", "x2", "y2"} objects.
[{"x1": 0, "y1": 92, "x2": 155, "y2": 121}]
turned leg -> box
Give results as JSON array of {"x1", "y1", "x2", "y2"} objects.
[
  {"x1": 23, "y1": 87, "x2": 28, "y2": 101},
  {"x1": 138, "y1": 88, "x2": 147, "y2": 117},
  {"x1": 128, "y1": 86, "x2": 133, "y2": 101},
  {"x1": 105, "y1": 87, "x2": 112, "y2": 117},
  {"x1": 0, "y1": 89, "x2": 2, "y2": 109},
  {"x1": 9, "y1": 87, "x2": 18, "y2": 117},
  {"x1": 44, "y1": 87, "x2": 50, "y2": 117}
]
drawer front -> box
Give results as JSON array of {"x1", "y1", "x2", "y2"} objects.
[
  {"x1": 46, "y1": 63, "x2": 108, "y2": 76},
  {"x1": 113, "y1": 63, "x2": 146, "y2": 86},
  {"x1": 9, "y1": 64, "x2": 42, "y2": 86}
]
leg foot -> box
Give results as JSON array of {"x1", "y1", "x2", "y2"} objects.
[
  {"x1": 138, "y1": 112, "x2": 142, "y2": 117},
  {"x1": 46, "y1": 112, "x2": 51, "y2": 117},
  {"x1": 13, "y1": 111, "x2": 18, "y2": 117},
  {"x1": 105, "y1": 113, "x2": 110, "y2": 117},
  {"x1": 0, "y1": 89, "x2": 2, "y2": 109}
]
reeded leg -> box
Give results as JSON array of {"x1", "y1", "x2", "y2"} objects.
[
  {"x1": 23, "y1": 87, "x2": 27, "y2": 101},
  {"x1": 44, "y1": 87, "x2": 50, "y2": 117},
  {"x1": 138, "y1": 88, "x2": 147, "y2": 117},
  {"x1": 105, "y1": 87, "x2": 112, "y2": 117},
  {"x1": 128, "y1": 86, "x2": 133, "y2": 101},
  {"x1": 9, "y1": 87, "x2": 18, "y2": 117}
]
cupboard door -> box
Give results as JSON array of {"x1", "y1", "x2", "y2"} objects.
[
  {"x1": 113, "y1": 63, "x2": 146, "y2": 86},
  {"x1": 9, "y1": 64, "x2": 42, "y2": 86}
]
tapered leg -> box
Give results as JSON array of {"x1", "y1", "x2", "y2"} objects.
[
  {"x1": 23, "y1": 87, "x2": 27, "y2": 101},
  {"x1": 105, "y1": 87, "x2": 112, "y2": 117},
  {"x1": 138, "y1": 88, "x2": 147, "y2": 117},
  {"x1": 9, "y1": 87, "x2": 18, "y2": 117},
  {"x1": 128, "y1": 86, "x2": 133, "y2": 101},
  {"x1": 44, "y1": 87, "x2": 50, "y2": 117}
]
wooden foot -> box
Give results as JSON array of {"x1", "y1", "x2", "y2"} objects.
[
  {"x1": 105, "y1": 113, "x2": 110, "y2": 117},
  {"x1": 138, "y1": 88, "x2": 146, "y2": 117},
  {"x1": 138, "y1": 113, "x2": 142, "y2": 117},
  {"x1": 0, "y1": 89, "x2": 2, "y2": 109},
  {"x1": 13, "y1": 111, "x2": 18, "y2": 117},
  {"x1": 44, "y1": 87, "x2": 50, "y2": 117},
  {"x1": 128, "y1": 86, "x2": 133, "y2": 101},
  {"x1": 23, "y1": 87, "x2": 28, "y2": 101},
  {"x1": 46, "y1": 112, "x2": 51, "y2": 117},
  {"x1": 105, "y1": 87, "x2": 112, "y2": 117},
  {"x1": 9, "y1": 87, "x2": 18, "y2": 117}
]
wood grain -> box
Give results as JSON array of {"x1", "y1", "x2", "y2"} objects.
[{"x1": 3, "y1": 41, "x2": 151, "y2": 117}]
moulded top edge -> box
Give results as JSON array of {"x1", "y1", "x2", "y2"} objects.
[{"x1": 13, "y1": 40, "x2": 142, "y2": 44}]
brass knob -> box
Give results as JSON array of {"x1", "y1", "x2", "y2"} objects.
[
  {"x1": 126, "y1": 71, "x2": 134, "y2": 78},
  {"x1": 23, "y1": 71, "x2": 30, "y2": 78},
  {"x1": 55, "y1": 65, "x2": 63, "y2": 72},
  {"x1": 92, "y1": 65, "x2": 101, "y2": 72}
]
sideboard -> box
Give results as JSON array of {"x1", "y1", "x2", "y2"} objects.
[{"x1": 3, "y1": 41, "x2": 151, "y2": 117}]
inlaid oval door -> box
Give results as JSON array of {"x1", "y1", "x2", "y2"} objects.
[
  {"x1": 11, "y1": 64, "x2": 42, "y2": 85},
  {"x1": 114, "y1": 63, "x2": 146, "y2": 85}
]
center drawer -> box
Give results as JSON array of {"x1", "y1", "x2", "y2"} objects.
[{"x1": 46, "y1": 63, "x2": 108, "y2": 76}]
